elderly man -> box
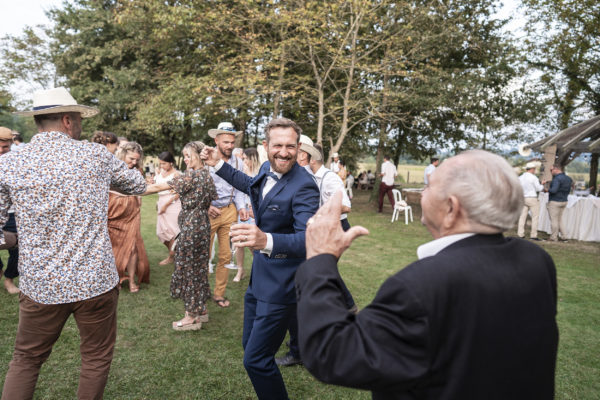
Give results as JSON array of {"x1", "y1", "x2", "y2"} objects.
[
  {"x1": 296, "y1": 150, "x2": 558, "y2": 399},
  {"x1": 0, "y1": 127, "x2": 20, "y2": 294},
  {"x1": 518, "y1": 162, "x2": 544, "y2": 240},
  {"x1": 0, "y1": 87, "x2": 146, "y2": 399},
  {"x1": 206, "y1": 122, "x2": 248, "y2": 308},
  {"x1": 546, "y1": 164, "x2": 573, "y2": 242}
]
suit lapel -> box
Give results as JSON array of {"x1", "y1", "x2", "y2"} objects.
[{"x1": 257, "y1": 165, "x2": 295, "y2": 217}]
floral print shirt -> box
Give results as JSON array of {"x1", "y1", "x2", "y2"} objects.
[{"x1": 0, "y1": 131, "x2": 147, "y2": 304}]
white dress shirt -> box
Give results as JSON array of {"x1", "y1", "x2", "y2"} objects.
[
  {"x1": 381, "y1": 161, "x2": 397, "y2": 186},
  {"x1": 417, "y1": 233, "x2": 476, "y2": 259},
  {"x1": 305, "y1": 165, "x2": 351, "y2": 220},
  {"x1": 519, "y1": 171, "x2": 544, "y2": 198},
  {"x1": 424, "y1": 163, "x2": 436, "y2": 185}
]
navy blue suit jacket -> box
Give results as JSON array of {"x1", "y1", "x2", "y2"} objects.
[{"x1": 217, "y1": 161, "x2": 319, "y2": 304}]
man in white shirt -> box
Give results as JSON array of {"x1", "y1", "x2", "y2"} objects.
[
  {"x1": 378, "y1": 155, "x2": 397, "y2": 213},
  {"x1": 330, "y1": 152, "x2": 341, "y2": 173},
  {"x1": 424, "y1": 157, "x2": 439, "y2": 186},
  {"x1": 518, "y1": 162, "x2": 545, "y2": 240}
]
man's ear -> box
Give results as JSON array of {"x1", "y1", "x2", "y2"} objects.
[{"x1": 443, "y1": 195, "x2": 461, "y2": 229}]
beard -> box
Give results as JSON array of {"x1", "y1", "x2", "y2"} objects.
[
  {"x1": 218, "y1": 144, "x2": 233, "y2": 158},
  {"x1": 268, "y1": 152, "x2": 297, "y2": 174}
]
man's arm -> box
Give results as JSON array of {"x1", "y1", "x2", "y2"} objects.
[
  {"x1": 110, "y1": 156, "x2": 147, "y2": 195},
  {"x1": 0, "y1": 182, "x2": 10, "y2": 247},
  {"x1": 296, "y1": 255, "x2": 430, "y2": 391}
]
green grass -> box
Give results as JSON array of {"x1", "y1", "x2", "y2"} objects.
[{"x1": 0, "y1": 191, "x2": 598, "y2": 399}]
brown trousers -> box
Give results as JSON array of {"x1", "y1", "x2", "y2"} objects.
[
  {"x1": 209, "y1": 203, "x2": 238, "y2": 298},
  {"x1": 2, "y1": 287, "x2": 119, "y2": 400}
]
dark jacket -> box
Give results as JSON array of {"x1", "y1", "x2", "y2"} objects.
[{"x1": 296, "y1": 234, "x2": 558, "y2": 399}]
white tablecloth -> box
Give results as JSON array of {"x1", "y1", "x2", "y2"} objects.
[{"x1": 538, "y1": 193, "x2": 600, "y2": 242}]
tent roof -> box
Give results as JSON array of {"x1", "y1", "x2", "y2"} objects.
[{"x1": 527, "y1": 115, "x2": 600, "y2": 155}]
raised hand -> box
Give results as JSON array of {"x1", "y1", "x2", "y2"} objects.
[{"x1": 305, "y1": 191, "x2": 369, "y2": 259}]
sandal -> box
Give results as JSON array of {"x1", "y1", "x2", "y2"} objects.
[
  {"x1": 130, "y1": 283, "x2": 140, "y2": 293},
  {"x1": 172, "y1": 315, "x2": 202, "y2": 331},
  {"x1": 213, "y1": 297, "x2": 230, "y2": 308}
]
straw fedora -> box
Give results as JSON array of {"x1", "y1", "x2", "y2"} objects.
[
  {"x1": 332, "y1": 152, "x2": 339, "y2": 158},
  {"x1": 208, "y1": 122, "x2": 243, "y2": 138},
  {"x1": 299, "y1": 135, "x2": 322, "y2": 161},
  {"x1": 14, "y1": 87, "x2": 99, "y2": 118},
  {"x1": 0, "y1": 127, "x2": 13, "y2": 141}
]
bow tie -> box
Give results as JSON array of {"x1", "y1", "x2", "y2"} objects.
[{"x1": 267, "y1": 171, "x2": 280, "y2": 181}]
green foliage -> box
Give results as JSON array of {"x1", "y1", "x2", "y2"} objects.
[{"x1": 522, "y1": 0, "x2": 600, "y2": 129}]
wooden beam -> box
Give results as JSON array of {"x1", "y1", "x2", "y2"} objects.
[{"x1": 562, "y1": 120, "x2": 600, "y2": 151}]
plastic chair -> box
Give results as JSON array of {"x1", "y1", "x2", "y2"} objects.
[{"x1": 391, "y1": 189, "x2": 413, "y2": 224}]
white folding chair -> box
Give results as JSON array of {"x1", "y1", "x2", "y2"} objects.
[{"x1": 391, "y1": 189, "x2": 413, "y2": 224}]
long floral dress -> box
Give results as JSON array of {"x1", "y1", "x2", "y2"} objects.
[{"x1": 168, "y1": 167, "x2": 217, "y2": 315}]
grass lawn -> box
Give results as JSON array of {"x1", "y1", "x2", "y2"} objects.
[{"x1": 0, "y1": 190, "x2": 598, "y2": 399}]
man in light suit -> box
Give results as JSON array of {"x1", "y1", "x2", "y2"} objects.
[
  {"x1": 202, "y1": 118, "x2": 319, "y2": 400},
  {"x1": 296, "y1": 150, "x2": 558, "y2": 399}
]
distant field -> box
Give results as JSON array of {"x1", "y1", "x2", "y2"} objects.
[
  {"x1": 356, "y1": 163, "x2": 598, "y2": 188},
  {"x1": 357, "y1": 163, "x2": 427, "y2": 185}
]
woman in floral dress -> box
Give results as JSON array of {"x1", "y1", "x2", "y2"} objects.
[{"x1": 145, "y1": 141, "x2": 216, "y2": 330}]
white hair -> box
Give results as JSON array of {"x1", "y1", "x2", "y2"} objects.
[{"x1": 440, "y1": 150, "x2": 523, "y2": 231}]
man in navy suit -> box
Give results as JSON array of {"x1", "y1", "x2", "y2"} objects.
[
  {"x1": 296, "y1": 150, "x2": 558, "y2": 399},
  {"x1": 202, "y1": 118, "x2": 319, "y2": 400}
]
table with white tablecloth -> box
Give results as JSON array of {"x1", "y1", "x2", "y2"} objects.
[{"x1": 537, "y1": 192, "x2": 600, "y2": 242}]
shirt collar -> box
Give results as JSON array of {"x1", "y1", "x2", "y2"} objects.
[
  {"x1": 313, "y1": 165, "x2": 328, "y2": 178},
  {"x1": 417, "y1": 233, "x2": 475, "y2": 260},
  {"x1": 268, "y1": 168, "x2": 283, "y2": 179}
]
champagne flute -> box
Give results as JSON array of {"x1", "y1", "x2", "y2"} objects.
[{"x1": 224, "y1": 223, "x2": 239, "y2": 270}]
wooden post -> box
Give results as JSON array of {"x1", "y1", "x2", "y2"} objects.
[
  {"x1": 407, "y1": 171, "x2": 410, "y2": 184},
  {"x1": 590, "y1": 153, "x2": 599, "y2": 195},
  {"x1": 541, "y1": 145, "x2": 557, "y2": 187}
]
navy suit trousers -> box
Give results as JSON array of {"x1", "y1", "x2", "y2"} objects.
[{"x1": 242, "y1": 291, "x2": 295, "y2": 400}]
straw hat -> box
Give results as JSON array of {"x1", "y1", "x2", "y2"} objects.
[
  {"x1": 0, "y1": 127, "x2": 13, "y2": 141},
  {"x1": 208, "y1": 122, "x2": 243, "y2": 138},
  {"x1": 332, "y1": 152, "x2": 339, "y2": 158},
  {"x1": 525, "y1": 162, "x2": 537, "y2": 170},
  {"x1": 14, "y1": 87, "x2": 99, "y2": 118},
  {"x1": 299, "y1": 135, "x2": 321, "y2": 161}
]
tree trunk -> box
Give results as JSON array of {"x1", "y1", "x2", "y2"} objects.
[{"x1": 589, "y1": 153, "x2": 599, "y2": 195}]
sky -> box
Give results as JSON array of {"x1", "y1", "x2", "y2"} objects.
[{"x1": 0, "y1": 0, "x2": 64, "y2": 38}]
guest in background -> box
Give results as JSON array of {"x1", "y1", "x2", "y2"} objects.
[
  {"x1": 234, "y1": 147, "x2": 261, "y2": 282},
  {"x1": 346, "y1": 171, "x2": 354, "y2": 199},
  {"x1": 518, "y1": 162, "x2": 544, "y2": 241},
  {"x1": 358, "y1": 171, "x2": 368, "y2": 190},
  {"x1": 91, "y1": 130, "x2": 118, "y2": 154},
  {"x1": 378, "y1": 155, "x2": 397, "y2": 213},
  {"x1": 330, "y1": 152, "x2": 341, "y2": 173},
  {"x1": 337, "y1": 159, "x2": 348, "y2": 184},
  {"x1": 206, "y1": 122, "x2": 247, "y2": 308},
  {"x1": 0, "y1": 127, "x2": 19, "y2": 294},
  {"x1": 154, "y1": 151, "x2": 182, "y2": 265},
  {"x1": 108, "y1": 142, "x2": 150, "y2": 292},
  {"x1": 545, "y1": 164, "x2": 573, "y2": 242},
  {"x1": 424, "y1": 157, "x2": 439, "y2": 186},
  {"x1": 117, "y1": 136, "x2": 129, "y2": 149},
  {"x1": 145, "y1": 141, "x2": 217, "y2": 330},
  {"x1": 10, "y1": 133, "x2": 25, "y2": 152}
]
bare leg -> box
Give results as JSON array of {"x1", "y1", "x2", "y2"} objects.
[
  {"x1": 234, "y1": 247, "x2": 245, "y2": 282},
  {"x1": 3, "y1": 277, "x2": 20, "y2": 294},
  {"x1": 159, "y1": 239, "x2": 175, "y2": 265},
  {"x1": 126, "y1": 251, "x2": 139, "y2": 292}
]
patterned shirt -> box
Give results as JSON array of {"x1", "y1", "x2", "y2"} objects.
[{"x1": 0, "y1": 131, "x2": 147, "y2": 304}]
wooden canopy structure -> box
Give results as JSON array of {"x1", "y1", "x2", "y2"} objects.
[{"x1": 523, "y1": 115, "x2": 600, "y2": 189}]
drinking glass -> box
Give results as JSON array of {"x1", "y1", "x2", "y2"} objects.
[{"x1": 224, "y1": 224, "x2": 239, "y2": 270}]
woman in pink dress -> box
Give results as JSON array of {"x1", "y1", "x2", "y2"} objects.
[{"x1": 154, "y1": 151, "x2": 182, "y2": 265}]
